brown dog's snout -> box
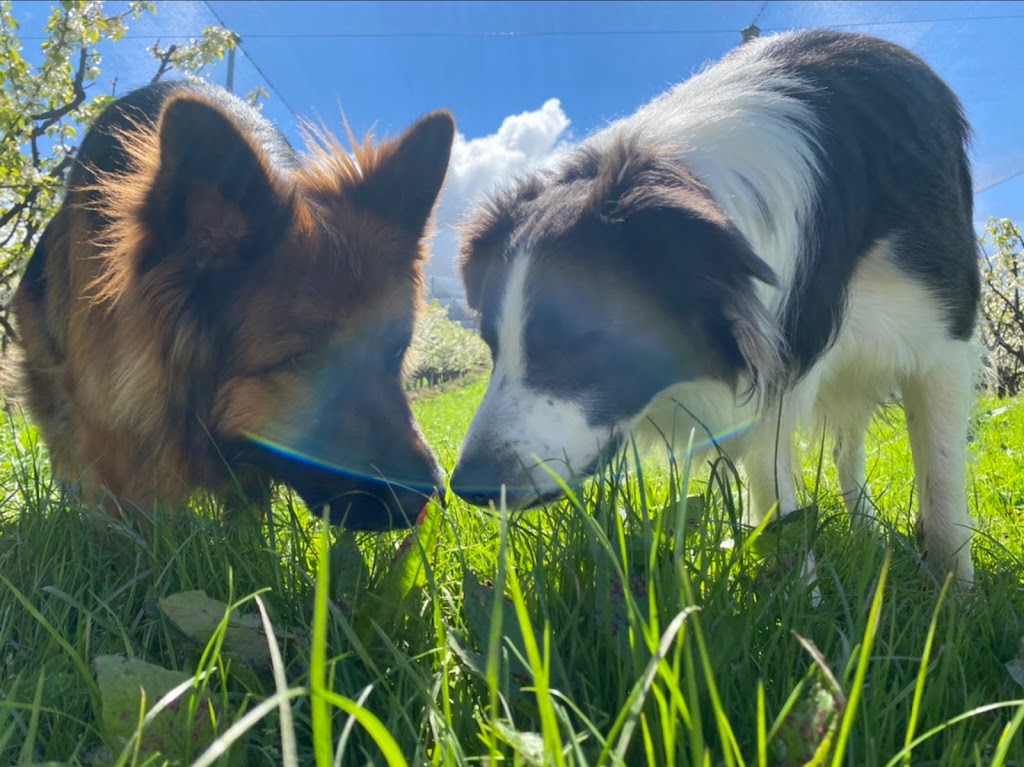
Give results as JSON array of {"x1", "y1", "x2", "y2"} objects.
[
  {"x1": 324, "y1": 481, "x2": 433, "y2": 530},
  {"x1": 243, "y1": 426, "x2": 443, "y2": 530},
  {"x1": 325, "y1": 449, "x2": 443, "y2": 529}
]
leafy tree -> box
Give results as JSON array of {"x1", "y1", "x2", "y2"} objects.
[
  {"x1": 980, "y1": 217, "x2": 1024, "y2": 396},
  {"x1": 0, "y1": 0, "x2": 260, "y2": 348},
  {"x1": 406, "y1": 301, "x2": 490, "y2": 389}
]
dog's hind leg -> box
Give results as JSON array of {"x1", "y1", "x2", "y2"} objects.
[{"x1": 901, "y1": 340, "x2": 976, "y2": 587}]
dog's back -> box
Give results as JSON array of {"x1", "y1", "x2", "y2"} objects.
[{"x1": 597, "y1": 30, "x2": 979, "y2": 373}]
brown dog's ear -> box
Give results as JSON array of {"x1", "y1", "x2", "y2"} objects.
[
  {"x1": 354, "y1": 111, "x2": 455, "y2": 240},
  {"x1": 143, "y1": 95, "x2": 287, "y2": 271}
]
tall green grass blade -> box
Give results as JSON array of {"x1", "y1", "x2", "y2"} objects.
[
  {"x1": 989, "y1": 700, "x2": 1024, "y2": 766},
  {"x1": 902, "y1": 573, "x2": 953, "y2": 766},
  {"x1": 310, "y1": 505, "x2": 334, "y2": 767},
  {"x1": 882, "y1": 700, "x2": 1024, "y2": 767},
  {"x1": 191, "y1": 689, "x2": 307, "y2": 767},
  {"x1": 320, "y1": 689, "x2": 411, "y2": 767},
  {"x1": 504, "y1": 544, "x2": 565, "y2": 767},
  {"x1": 0, "y1": 575, "x2": 101, "y2": 718},
  {"x1": 17, "y1": 668, "x2": 44, "y2": 765},
  {"x1": 756, "y1": 681, "x2": 768, "y2": 767},
  {"x1": 829, "y1": 549, "x2": 891, "y2": 766},
  {"x1": 680, "y1": 567, "x2": 744, "y2": 767},
  {"x1": 601, "y1": 608, "x2": 695, "y2": 766},
  {"x1": 255, "y1": 594, "x2": 298, "y2": 767}
]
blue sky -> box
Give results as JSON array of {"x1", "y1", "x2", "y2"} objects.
[{"x1": 11, "y1": 1, "x2": 1024, "y2": 304}]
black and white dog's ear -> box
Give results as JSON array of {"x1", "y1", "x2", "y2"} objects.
[
  {"x1": 588, "y1": 137, "x2": 785, "y2": 390},
  {"x1": 458, "y1": 175, "x2": 545, "y2": 312},
  {"x1": 687, "y1": 222, "x2": 785, "y2": 392},
  {"x1": 721, "y1": 276, "x2": 786, "y2": 393},
  {"x1": 701, "y1": 224, "x2": 785, "y2": 389}
]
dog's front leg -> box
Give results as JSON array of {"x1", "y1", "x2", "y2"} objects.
[{"x1": 744, "y1": 409, "x2": 821, "y2": 603}]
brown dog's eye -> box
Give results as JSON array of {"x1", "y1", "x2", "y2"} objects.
[
  {"x1": 282, "y1": 350, "x2": 317, "y2": 373},
  {"x1": 384, "y1": 329, "x2": 412, "y2": 375},
  {"x1": 387, "y1": 342, "x2": 409, "y2": 374}
]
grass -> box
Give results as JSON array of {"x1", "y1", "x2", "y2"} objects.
[{"x1": 0, "y1": 378, "x2": 1022, "y2": 766}]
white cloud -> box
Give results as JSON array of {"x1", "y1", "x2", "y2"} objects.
[{"x1": 426, "y1": 99, "x2": 574, "y2": 310}]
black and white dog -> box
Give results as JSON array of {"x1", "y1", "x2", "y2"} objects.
[{"x1": 450, "y1": 30, "x2": 981, "y2": 586}]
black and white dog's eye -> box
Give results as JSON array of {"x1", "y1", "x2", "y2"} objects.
[
  {"x1": 285, "y1": 351, "x2": 318, "y2": 371},
  {"x1": 528, "y1": 319, "x2": 604, "y2": 356}
]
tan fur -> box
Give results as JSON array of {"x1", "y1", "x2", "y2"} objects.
[{"x1": 12, "y1": 83, "x2": 453, "y2": 524}]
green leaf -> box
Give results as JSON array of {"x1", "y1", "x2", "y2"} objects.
[
  {"x1": 461, "y1": 569, "x2": 536, "y2": 690},
  {"x1": 773, "y1": 680, "x2": 842, "y2": 766},
  {"x1": 94, "y1": 654, "x2": 218, "y2": 762},
  {"x1": 354, "y1": 500, "x2": 442, "y2": 640},
  {"x1": 492, "y1": 720, "x2": 548, "y2": 766},
  {"x1": 159, "y1": 590, "x2": 295, "y2": 668},
  {"x1": 750, "y1": 503, "x2": 819, "y2": 559}
]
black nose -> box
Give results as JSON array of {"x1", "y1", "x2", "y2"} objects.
[
  {"x1": 451, "y1": 452, "x2": 522, "y2": 508},
  {"x1": 250, "y1": 442, "x2": 444, "y2": 530},
  {"x1": 323, "y1": 483, "x2": 434, "y2": 530},
  {"x1": 339, "y1": 454, "x2": 446, "y2": 529}
]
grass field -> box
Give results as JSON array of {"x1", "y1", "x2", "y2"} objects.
[{"x1": 0, "y1": 374, "x2": 1022, "y2": 766}]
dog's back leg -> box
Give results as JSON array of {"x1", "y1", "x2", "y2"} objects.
[{"x1": 901, "y1": 339, "x2": 976, "y2": 586}]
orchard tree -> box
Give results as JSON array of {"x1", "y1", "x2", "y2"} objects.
[
  {"x1": 980, "y1": 217, "x2": 1024, "y2": 396},
  {"x1": 0, "y1": 0, "x2": 263, "y2": 348}
]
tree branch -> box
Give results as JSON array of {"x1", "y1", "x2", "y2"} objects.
[
  {"x1": 0, "y1": 153, "x2": 74, "y2": 231},
  {"x1": 150, "y1": 43, "x2": 178, "y2": 84},
  {"x1": 983, "y1": 274, "x2": 1024, "y2": 328},
  {"x1": 0, "y1": 306, "x2": 19, "y2": 346},
  {"x1": 30, "y1": 47, "x2": 88, "y2": 132}
]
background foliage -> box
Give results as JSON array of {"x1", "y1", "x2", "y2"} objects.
[
  {"x1": 981, "y1": 218, "x2": 1024, "y2": 396},
  {"x1": 3, "y1": 3, "x2": 1023, "y2": 403},
  {"x1": 0, "y1": 0, "x2": 256, "y2": 348},
  {"x1": 405, "y1": 301, "x2": 490, "y2": 390}
]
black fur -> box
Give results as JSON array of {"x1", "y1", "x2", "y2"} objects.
[{"x1": 747, "y1": 30, "x2": 979, "y2": 373}]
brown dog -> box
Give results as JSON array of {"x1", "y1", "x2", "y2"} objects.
[{"x1": 11, "y1": 80, "x2": 453, "y2": 530}]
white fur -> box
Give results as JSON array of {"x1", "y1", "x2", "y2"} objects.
[{"x1": 637, "y1": 240, "x2": 978, "y2": 584}]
